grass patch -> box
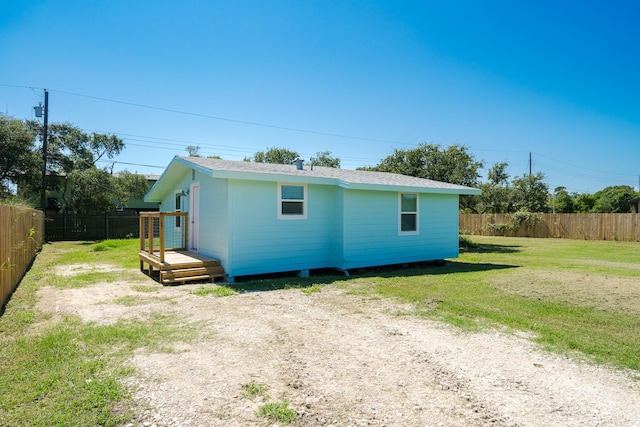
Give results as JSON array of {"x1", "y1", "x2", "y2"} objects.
[
  {"x1": 258, "y1": 401, "x2": 297, "y2": 424},
  {"x1": 131, "y1": 285, "x2": 159, "y2": 293},
  {"x1": 0, "y1": 239, "x2": 202, "y2": 426},
  {"x1": 241, "y1": 381, "x2": 268, "y2": 399},
  {"x1": 357, "y1": 236, "x2": 640, "y2": 370},
  {"x1": 301, "y1": 284, "x2": 322, "y2": 295},
  {"x1": 225, "y1": 236, "x2": 640, "y2": 371},
  {"x1": 190, "y1": 285, "x2": 237, "y2": 297},
  {"x1": 112, "y1": 295, "x2": 147, "y2": 306},
  {"x1": 0, "y1": 312, "x2": 199, "y2": 426}
]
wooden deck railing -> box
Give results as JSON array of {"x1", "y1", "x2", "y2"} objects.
[{"x1": 139, "y1": 212, "x2": 188, "y2": 263}]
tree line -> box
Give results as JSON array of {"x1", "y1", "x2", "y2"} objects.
[
  {"x1": 0, "y1": 115, "x2": 149, "y2": 214},
  {"x1": 2, "y1": 113, "x2": 637, "y2": 214},
  {"x1": 241, "y1": 145, "x2": 639, "y2": 214}
]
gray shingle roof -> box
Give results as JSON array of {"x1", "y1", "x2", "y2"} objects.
[{"x1": 177, "y1": 156, "x2": 480, "y2": 194}]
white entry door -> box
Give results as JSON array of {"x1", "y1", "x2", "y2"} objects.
[{"x1": 189, "y1": 183, "x2": 200, "y2": 251}]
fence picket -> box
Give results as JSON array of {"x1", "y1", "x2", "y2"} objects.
[
  {"x1": 0, "y1": 205, "x2": 45, "y2": 309},
  {"x1": 460, "y1": 213, "x2": 640, "y2": 241},
  {"x1": 45, "y1": 214, "x2": 141, "y2": 241}
]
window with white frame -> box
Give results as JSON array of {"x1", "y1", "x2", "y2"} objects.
[
  {"x1": 278, "y1": 183, "x2": 307, "y2": 219},
  {"x1": 399, "y1": 193, "x2": 418, "y2": 234}
]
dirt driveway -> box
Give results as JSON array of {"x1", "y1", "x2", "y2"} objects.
[{"x1": 38, "y1": 279, "x2": 640, "y2": 427}]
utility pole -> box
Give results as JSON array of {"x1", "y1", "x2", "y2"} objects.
[
  {"x1": 529, "y1": 152, "x2": 532, "y2": 179},
  {"x1": 39, "y1": 90, "x2": 49, "y2": 211}
]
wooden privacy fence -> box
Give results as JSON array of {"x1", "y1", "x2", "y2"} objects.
[
  {"x1": 460, "y1": 213, "x2": 640, "y2": 241},
  {"x1": 1, "y1": 205, "x2": 44, "y2": 309},
  {"x1": 45, "y1": 214, "x2": 141, "y2": 241}
]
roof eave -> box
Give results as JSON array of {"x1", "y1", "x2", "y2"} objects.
[
  {"x1": 144, "y1": 157, "x2": 196, "y2": 202},
  {"x1": 338, "y1": 182, "x2": 482, "y2": 195}
]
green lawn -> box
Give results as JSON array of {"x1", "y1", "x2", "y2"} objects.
[
  {"x1": 0, "y1": 236, "x2": 638, "y2": 426},
  {"x1": 229, "y1": 235, "x2": 640, "y2": 371},
  {"x1": 0, "y1": 239, "x2": 199, "y2": 427},
  {"x1": 348, "y1": 236, "x2": 640, "y2": 370}
]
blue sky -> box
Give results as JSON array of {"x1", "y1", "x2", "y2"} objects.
[{"x1": 1, "y1": 0, "x2": 639, "y2": 193}]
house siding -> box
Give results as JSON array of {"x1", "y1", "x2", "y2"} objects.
[
  {"x1": 226, "y1": 180, "x2": 341, "y2": 277},
  {"x1": 195, "y1": 175, "x2": 230, "y2": 266},
  {"x1": 146, "y1": 157, "x2": 475, "y2": 280},
  {"x1": 341, "y1": 190, "x2": 459, "y2": 269}
]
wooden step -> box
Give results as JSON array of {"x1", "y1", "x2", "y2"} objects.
[
  {"x1": 162, "y1": 266, "x2": 225, "y2": 279},
  {"x1": 161, "y1": 273, "x2": 225, "y2": 284},
  {"x1": 161, "y1": 260, "x2": 221, "y2": 270}
]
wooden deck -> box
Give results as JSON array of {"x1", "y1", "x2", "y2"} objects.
[{"x1": 139, "y1": 249, "x2": 225, "y2": 285}]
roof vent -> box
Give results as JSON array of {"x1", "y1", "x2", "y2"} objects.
[{"x1": 295, "y1": 158, "x2": 304, "y2": 170}]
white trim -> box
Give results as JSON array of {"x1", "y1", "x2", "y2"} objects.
[
  {"x1": 277, "y1": 182, "x2": 307, "y2": 220},
  {"x1": 398, "y1": 192, "x2": 419, "y2": 235},
  {"x1": 189, "y1": 183, "x2": 200, "y2": 251}
]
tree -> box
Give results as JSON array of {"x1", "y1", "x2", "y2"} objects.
[
  {"x1": 21, "y1": 121, "x2": 124, "y2": 208},
  {"x1": 363, "y1": 143, "x2": 484, "y2": 211},
  {"x1": 363, "y1": 143, "x2": 484, "y2": 187},
  {"x1": 476, "y1": 162, "x2": 513, "y2": 213},
  {"x1": 63, "y1": 169, "x2": 150, "y2": 214},
  {"x1": 511, "y1": 172, "x2": 549, "y2": 213},
  {"x1": 309, "y1": 151, "x2": 340, "y2": 168},
  {"x1": 592, "y1": 185, "x2": 638, "y2": 213},
  {"x1": 251, "y1": 147, "x2": 300, "y2": 164},
  {"x1": 113, "y1": 171, "x2": 151, "y2": 210},
  {"x1": 549, "y1": 186, "x2": 574, "y2": 213},
  {"x1": 185, "y1": 145, "x2": 200, "y2": 157},
  {"x1": 0, "y1": 115, "x2": 39, "y2": 197},
  {"x1": 572, "y1": 192, "x2": 595, "y2": 213}
]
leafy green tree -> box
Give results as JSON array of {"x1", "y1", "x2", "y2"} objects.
[
  {"x1": 309, "y1": 151, "x2": 340, "y2": 168},
  {"x1": 251, "y1": 147, "x2": 300, "y2": 164},
  {"x1": 572, "y1": 192, "x2": 596, "y2": 213},
  {"x1": 592, "y1": 185, "x2": 638, "y2": 213},
  {"x1": 63, "y1": 169, "x2": 150, "y2": 214},
  {"x1": 363, "y1": 143, "x2": 484, "y2": 211},
  {"x1": 0, "y1": 115, "x2": 39, "y2": 197},
  {"x1": 26, "y1": 122, "x2": 124, "y2": 175},
  {"x1": 511, "y1": 172, "x2": 550, "y2": 213},
  {"x1": 476, "y1": 162, "x2": 515, "y2": 213},
  {"x1": 67, "y1": 168, "x2": 117, "y2": 213},
  {"x1": 549, "y1": 186, "x2": 574, "y2": 213},
  {"x1": 363, "y1": 143, "x2": 484, "y2": 187},
  {"x1": 21, "y1": 121, "x2": 124, "y2": 207},
  {"x1": 113, "y1": 171, "x2": 151, "y2": 210}
]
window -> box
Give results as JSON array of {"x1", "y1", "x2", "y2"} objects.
[
  {"x1": 175, "y1": 191, "x2": 182, "y2": 228},
  {"x1": 399, "y1": 193, "x2": 418, "y2": 234},
  {"x1": 278, "y1": 183, "x2": 307, "y2": 219}
]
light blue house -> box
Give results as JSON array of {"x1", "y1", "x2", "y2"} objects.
[{"x1": 144, "y1": 156, "x2": 481, "y2": 281}]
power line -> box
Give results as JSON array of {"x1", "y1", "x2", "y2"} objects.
[
  {"x1": 48, "y1": 88, "x2": 417, "y2": 145},
  {"x1": 95, "y1": 159, "x2": 165, "y2": 169},
  {"x1": 5, "y1": 83, "x2": 636, "y2": 192}
]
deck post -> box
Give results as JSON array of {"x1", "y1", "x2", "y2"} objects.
[
  {"x1": 139, "y1": 215, "x2": 144, "y2": 270},
  {"x1": 183, "y1": 212, "x2": 189, "y2": 250},
  {"x1": 139, "y1": 215, "x2": 144, "y2": 251},
  {"x1": 159, "y1": 212, "x2": 165, "y2": 263},
  {"x1": 148, "y1": 215, "x2": 154, "y2": 258}
]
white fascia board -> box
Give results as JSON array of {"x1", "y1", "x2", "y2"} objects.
[
  {"x1": 337, "y1": 181, "x2": 482, "y2": 195},
  {"x1": 144, "y1": 158, "x2": 191, "y2": 202},
  {"x1": 208, "y1": 170, "x2": 336, "y2": 186}
]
